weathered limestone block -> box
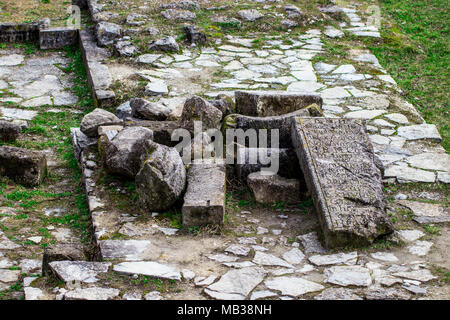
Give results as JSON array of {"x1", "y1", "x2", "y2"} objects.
[
  {"x1": 95, "y1": 21, "x2": 122, "y2": 47},
  {"x1": 42, "y1": 243, "x2": 86, "y2": 276},
  {"x1": 180, "y1": 96, "x2": 223, "y2": 134},
  {"x1": 39, "y1": 27, "x2": 78, "y2": 50},
  {"x1": 0, "y1": 146, "x2": 47, "y2": 186},
  {"x1": 136, "y1": 141, "x2": 186, "y2": 212},
  {"x1": 182, "y1": 161, "x2": 226, "y2": 227},
  {"x1": 247, "y1": 172, "x2": 306, "y2": 205},
  {"x1": 79, "y1": 27, "x2": 111, "y2": 62},
  {"x1": 80, "y1": 108, "x2": 122, "y2": 137},
  {"x1": 236, "y1": 147, "x2": 302, "y2": 180},
  {"x1": 104, "y1": 126, "x2": 154, "y2": 178},
  {"x1": 70, "y1": 128, "x2": 98, "y2": 162},
  {"x1": 125, "y1": 120, "x2": 179, "y2": 147},
  {"x1": 0, "y1": 120, "x2": 21, "y2": 141},
  {"x1": 130, "y1": 98, "x2": 171, "y2": 121},
  {"x1": 291, "y1": 117, "x2": 393, "y2": 248},
  {"x1": 0, "y1": 22, "x2": 40, "y2": 42},
  {"x1": 148, "y1": 36, "x2": 179, "y2": 52},
  {"x1": 209, "y1": 95, "x2": 234, "y2": 117},
  {"x1": 223, "y1": 109, "x2": 319, "y2": 149},
  {"x1": 235, "y1": 91, "x2": 322, "y2": 117}
]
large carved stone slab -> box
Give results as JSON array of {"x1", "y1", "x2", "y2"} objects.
[
  {"x1": 235, "y1": 91, "x2": 322, "y2": 117},
  {"x1": 291, "y1": 117, "x2": 393, "y2": 248}
]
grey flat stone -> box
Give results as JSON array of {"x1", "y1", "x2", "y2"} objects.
[
  {"x1": 225, "y1": 245, "x2": 250, "y2": 257},
  {"x1": 113, "y1": 261, "x2": 181, "y2": 280},
  {"x1": 253, "y1": 251, "x2": 294, "y2": 268},
  {"x1": 398, "y1": 200, "x2": 450, "y2": 224},
  {"x1": 393, "y1": 269, "x2": 437, "y2": 282},
  {"x1": 385, "y1": 165, "x2": 436, "y2": 183},
  {"x1": 99, "y1": 240, "x2": 151, "y2": 261},
  {"x1": 205, "y1": 267, "x2": 266, "y2": 299},
  {"x1": 265, "y1": 276, "x2": 324, "y2": 297},
  {"x1": 0, "y1": 269, "x2": 20, "y2": 283},
  {"x1": 314, "y1": 287, "x2": 362, "y2": 300},
  {"x1": 250, "y1": 290, "x2": 278, "y2": 300},
  {"x1": 49, "y1": 261, "x2": 111, "y2": 283},
  {"x1": 65, "y1": 287, "x2": 120, "y2": 300},
  {"x1": 309, "y1": 252, "x2": 357, "y2": 266},
  {"x1": 397, "y1": 124, "x2": 442, "y2": 142},
  {"x1": 406, "y1": 153, "x2": 450, "y2": 171},
  {"x1": 395, "y1": 229, "x2": 425, "y2": 242},
  {"x1": 208, "y1": 254, "x2": 239, "y2": 263},
  {"x1": 282, "y1": 248, "x2": 305, "y2": 264},
  {"x1": 297, "y1": 232, "x2": 327, "y2": 254},
  {"x1": 407, "y1": 241, "x2": 433, "y2": 256},
  {"x1": 324, "y1": 266, "x2": 372, "y2": 287},
  {"x1": 370, "y1": 252, "x2": 399, "y2": 263}
]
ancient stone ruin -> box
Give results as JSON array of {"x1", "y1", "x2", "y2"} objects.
[{"x1": 0, "y1": 0, "x2": 448, "y2": 301}]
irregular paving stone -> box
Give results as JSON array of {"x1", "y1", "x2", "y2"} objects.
[
  {"x1": 42, "y1": 243, "x2": 86, "y2": 275},
  {"x1": 314, "y1": 287, "x2": 362, "y2": 300},
  {"x1": 324, "y1": 266, "x2": 372, "y2": 287},
  {"x1": 282, "y1": 248, "x2": 305, "y2": 265},
  {"x1": 406, "y1": 153, "x2": 450, "y2": 171},
  {"x1": 136, "y1": 141, "x2": 186, "y2": 212},
  {"x1": 161, "y1": 9, "x2": 196, "y2": 21},
  {"x1": 365, "y1": 286, "x2": 410, "y2": 300},
  {"x1": 20, "y1": 259, "x2": 41, "y2": 274},
  {"x1": 103, "y1": 126, "x2": 153, "y2": 178},
  {"x1": 208, "y1": 254, "x2": 239, "y2": 263},
  {"x1": 182, "y1": 161, "x2": 225, "y2": 227},
  {"x1": 0, "y1": 146, "x2": 47, "y2": 186},
  {"x1": 122, "y1": 291, "x2": 142, "y2": 300},
  {"x1": 49, "y1": 261, "x2": 111, "y2": 283},
  {"x1": 265, "y1": 276, "x2": 324, "y2": 297},
  {"x1": 182, "y1": 269, "x2": 196, "y2": 280},
  {"x1": 407, "y1": 241, "x2": 433, "y2": 256},
  {"x1": 308, "y1": 252, "x2": 357, "y2": 266},
  {"x1": 225, "y1": 245, "x2": 250, "y2": 257},
  {"x1": 370, "y1": 252, "x2": 399, "y2": 262},
  {"x1": 396, "y1": 229, "x2": 425, "y2": 243},
  {"x1": 96, "y1": 22, "x2": 122, "y2": 46},
  {"x1": 0, "y1": 54, "x2": 24, "y2": 66},
  {"x1": 80, "y1": 108, "x2": 121, "y2": 137},
  {"x1": 99, "y1": 240, "x2": 152, "y2": 261},
  {"x1": 398, "y1": 201, "x2": 450, "y2": 224},
  {"x1": 65, "y1": 287, "x2": 120, "y2": 300},
  {"x1": 223, "y1": 261, "x2": 255, "y2": 269},
  {"x1": 180, "y1": 96, "x2": 222, "y2": 135},
  {"x1": 0, "y1": 269, "x2": 20, "y2": 283},
  {"x1": 113, "y1": 261, "x2": 181, "y2": 280},
  {"x1": 235, "y1": 91, "x2": 322, "y2": 117},
  {"x1": 24, "y1": 287, "x2": 45, "y2": 300},
  {"x1": 205, "y1": 267, "x2": 266, "y2": 300},
  {"x1": 297, "y1": 232, "x2": 327, "y2": 254},
  {"x1": 252, "y1": 251, "x2": 294, "y2": 268},
  {"x1": 397, "y1": 124, "x2": 442, "y2": 142},
  {"x1": 194, "y1": 275, "x2": 218, "y2": 287},
  {"x1": 384, "y1": 165, "x2": 436, "y2": 183},
  {"x1": 145, "y1": 81, "x2": 169, "y2": 96},
  {"x1": 144, "y1": 291, "x2": 163, "y2": 300},
  {"x1": 149, "y1": 36, "x2": 179, "y2": 52},
  {"x1": 0, "y1": 120, "x2": 21, "y2": 141},
  {"x1": 135, "y1": 54, "x2": 162, "y2": 64},
  {"x1": 250, "y1": 290, "x2": 278, "y2": 300},
  {"x1": 402, "y1": 284, "x2": 427, "y2": 296},
  {"x1": 238, "y1": 9, "x2": 264, "y2": 22},
  {"x1": 0, "y1": 107, "x2": 38, "y2": 121},
  {"x1": 291, "y1": 117, "x2": 393, "y2": 248}
]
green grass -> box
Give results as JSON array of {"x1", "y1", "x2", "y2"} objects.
[{"x1": 371, "y1": 0, "x2": 449, "y2": 151}]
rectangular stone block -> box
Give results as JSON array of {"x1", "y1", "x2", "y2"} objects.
[
  {"x1": 126, "y1": 120, "x2": 179, "y2": 147},
  {"x1": 182, "y1": 161, "x2": 226, "y2": 227},
  {"x1": 235, "y1": 91, "x2": 322, "y2": 117},
  {"x1": 39, "y1": 27, "x2": 78, "y2": 49},
  {"x1": 235, "y1": 147, "x2": 304, "y2": 180},
  {"x1": 291, "y1": 117, "x2": 393, "y2": 248},
  {"x1": 0, "y1": 22, "x2": 39, "y2": 42},
  {"x1": 0, "y1": 146, "x2": 47, "y2": 186}
]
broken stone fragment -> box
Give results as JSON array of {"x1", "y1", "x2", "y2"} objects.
[
  {"x1": 80, "y1": 108, "x2": 122, "y2": 137},
  {"x1": 247, "y1": 172, "x2": 306, "y2": 205},
  {"x1": 130, "y1": 98, "x2": 171, "y2": 121},
  {"x1": 180, "y1": 96, "x2": 223, "y2": 134},
  {"x1": 238, "y1": 9, "x2": 264, "y2": 22},
  {"x1": 136, "y1": 140, "x2": 186, "y2": 211},
  {"x1": 42, "y1": 243, "x2": 86, "y2": 276},
  {"x1": 95, "y1": 21, "x2": 122, "y2": 46},
  {"x1": 49, "y1": 261, "x2": 111, "y2": 283},
  {"x1": 184, "y1": 25, "x2": 206, "y2": 44},
  {"x1": 161, "y1": 9, "x2": 196, "y2": 21},
  {"x1": 0, "y1": 146, "x2": 47, "y2": 186},
  {"x1": 104, "y1": 126, "x2": 154, "y2": 178},
  {"x1": 182, "y1": 161, "x2": 226, "y2": 227},
  {"x1": 65, "y1": 287, "x2": 120, "y2": 300},
  {"x1": 291, "y1": 117, "x2": 394, "y2": 248},
  {"x1": 125, "y1": 120, "x2": 179, "y2": 147},
  {"x1": 235, "y1": 91, "x2": 323, "y2": 117},
  {"x1": 208, "y1": 94, "x2": 234, "y2": 117},
  {"x1": 149, "y1": 36, "x2": 179, "y2": 52},
  {"x1": 0, "y1": 120, "x2": 21, "y2": 141}
]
